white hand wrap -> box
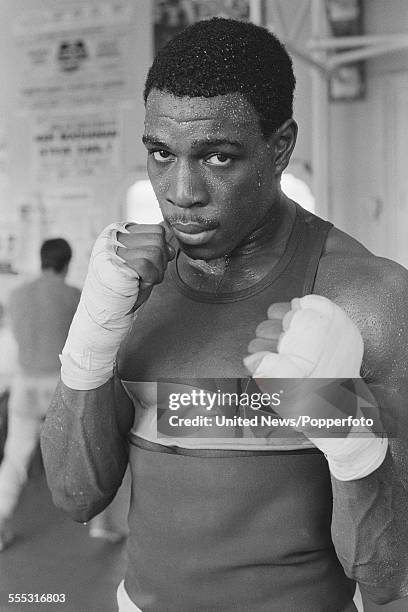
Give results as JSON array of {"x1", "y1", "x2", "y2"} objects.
[
  {"x1": 245, "y1": 295, "x2": 388, "y2": 481},
  {"x1": 60, "y1": 223, "x2": 140, "y2": 390}
]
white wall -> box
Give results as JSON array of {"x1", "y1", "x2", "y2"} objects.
[
  {"x1": 0, "y1": 0, "x2": 152, "y2": 289},
  {"x1": 322, "y1": 0, "x2": 408, "y2": 266},
  {"x1": 2, "y1": 0, "x2": 408, "y2": 292}
]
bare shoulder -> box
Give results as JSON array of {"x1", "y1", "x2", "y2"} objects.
[
  {"x1": 314, "y1": 226, "x2": 408, "y2": 381},
  {"x1": 315, "y1": 226, "x2": 408, "y2": 299}
]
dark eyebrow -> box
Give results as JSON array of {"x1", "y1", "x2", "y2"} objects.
[
  {"x1": 142, "y1": 135, "x2": 168, "y2": 148},
  {"x1": 142, "y1": 135, "x2": 244, "y2": 150}
]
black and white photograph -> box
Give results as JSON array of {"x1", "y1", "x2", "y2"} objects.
[{"x1": 0, "y1": 1, "x2": 408, "y2": 611}]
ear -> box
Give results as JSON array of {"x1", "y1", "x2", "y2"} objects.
[{"x1": 269, "y1": 119, "x2": 298, "y2": 176}]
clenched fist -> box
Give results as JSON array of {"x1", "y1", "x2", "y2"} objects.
[
  {"x1": 61, "y1": 222, "x2": 175, "y2": 390},
  {"x1": 244, "y1": 295, "x2": 364, "y2": 380},
  {"x1": 116, "y1": 223, "x2": 176, "y2": 309},
  {"x1": 243, "y1": 295, "x2": 387, "y2": 481}
]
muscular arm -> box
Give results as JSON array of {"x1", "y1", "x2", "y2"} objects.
[
  {"x1": 315, "y1": 229, "x2": 408, "y2": 603},
  {"x1": 40, "y1": 222, "x2": 172, "y2": 523},
  {"x1": 40, "y1": 371, "x2": 134, "y2": 523}
]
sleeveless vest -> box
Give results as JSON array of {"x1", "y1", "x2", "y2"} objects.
[{"x1": 117, "y1": 207, "x2": 357, "y2": 611}]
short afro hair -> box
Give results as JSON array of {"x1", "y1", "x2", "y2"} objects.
[
  {"x1": 144, "y1": 17, "x2": 296, "y2": 137},
  {"x1": 40, "y1": 238, "x2": 72, "y2": 273}
]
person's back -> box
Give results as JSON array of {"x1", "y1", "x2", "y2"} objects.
[
  {"x1": 0, "y1": 238, "x2": 80, "y2": 550},
  {"x1": 9, "y1": 272, "x2": 80, "y2": 375}
]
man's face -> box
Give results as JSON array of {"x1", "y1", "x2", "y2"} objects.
[{"x1": 143, "y1": 90, "x2": 280, "y2": 260}]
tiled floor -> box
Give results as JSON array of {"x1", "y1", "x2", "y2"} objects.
[{"x1": 0, "y1": 462, "x2": 127, "y2": 612}]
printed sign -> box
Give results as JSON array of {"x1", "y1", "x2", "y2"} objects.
[
  {"x1": 14, "y1": 1, "x2": 133, "y2": 110},
  {"x1": 31, "y1": 111, "x2": 120, "y2": 184}
]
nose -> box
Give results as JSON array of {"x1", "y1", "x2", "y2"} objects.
[{"x1": 166, "y1": 159, "x2": 208, "y2": 209}]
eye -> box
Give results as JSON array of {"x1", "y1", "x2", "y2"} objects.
[
  {"x1": 152, "y1": 150, "x2": 174, "y2": 162},
  {"x1": 206, "y1": 153, "x2": 232, "y2": 167}
]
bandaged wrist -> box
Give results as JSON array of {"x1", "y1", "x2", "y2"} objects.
[
  {"x1": 299, "y1": 373, "x2": 388, "y2": 481},
  {"x1": 267, "y1": 375, "x2": 387, "y2": 481},
  {"x1": 261, "y1": 375, "x2": 388, "y2": 481},
  {"x1": 322, "y1": 434, "x2": 388, "y2": 481},
  {"x1": 297, "y1": 380, "x2": 388, "y2": 481},
  {"x1": 61, "y1": 223, "x2": 140, "y2": 390}
]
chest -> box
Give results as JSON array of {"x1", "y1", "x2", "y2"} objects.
[
  {"x1": 117, "y1": 251, "x2": 311, "y2": 381},
  {"x1": 119, "y1": 294, "x2": 263, "y2": 380}
]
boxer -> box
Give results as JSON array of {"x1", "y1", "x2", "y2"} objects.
[{"x1": 42, "y1": 17, "x2": 408, "y2": 612}]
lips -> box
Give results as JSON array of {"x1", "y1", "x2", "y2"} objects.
[
  {"x1": 171, "y1": 222, "x2": 215, "y2": 235},
  {"x1": 169, "y1": 221, "x2": 218, "y2": 246}
]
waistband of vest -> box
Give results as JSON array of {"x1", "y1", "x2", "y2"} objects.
[{"x1": 128, "y1": 433, "x2": 323, "y2": 458}]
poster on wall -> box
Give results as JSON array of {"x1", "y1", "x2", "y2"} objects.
[
  {"x1": 153, "y1": 0, "x2": 251, "y2": 54},
  {"x1": 30, "y1": 111, "x2": 121, "y2": 184},
  {"x1": 14, "y1": 1, "x2": 134, "y2": 110}
]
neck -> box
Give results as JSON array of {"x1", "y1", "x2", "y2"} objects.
[
  {"x1": 177, "y1": 196, "x2": 297, "y2": 294},
  {"x1": 42, "y1": 268, "x2": 65, "y2": 279}
]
